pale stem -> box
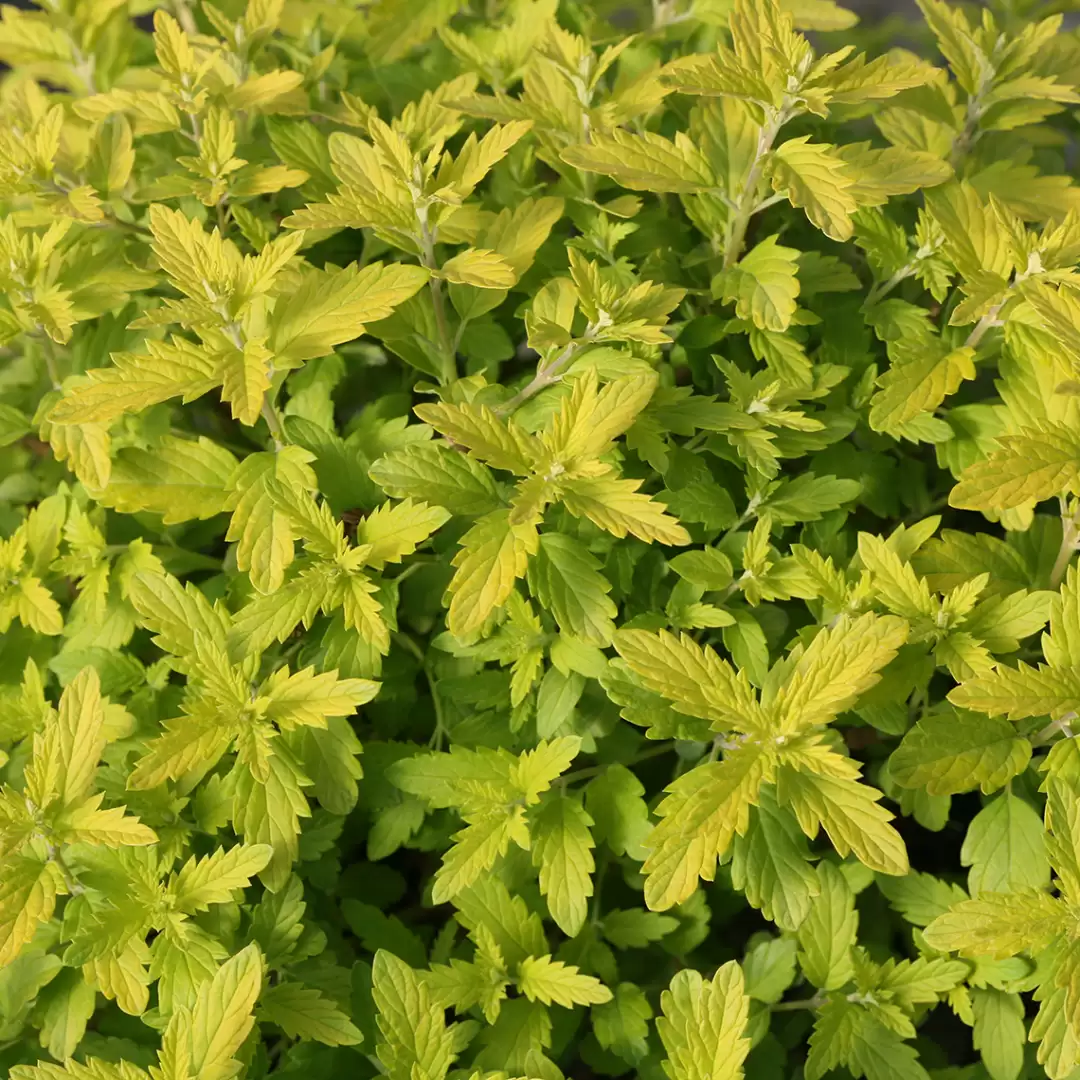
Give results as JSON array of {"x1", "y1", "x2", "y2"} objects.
[
  {"x1": 950, "y1": 63, "x2": 994, "y2": 167},
  {"x1": 1034, "y1": 712, "x2": 1077, "y2": 745},
  {"x1": 495, "y1": 324, "x2": 602, "y2": 417},
  {"x1": 495, "y1": 342, "x2": 577, "y2": 417},
  {"x1": 261, "y1": 394, "x2": 286, "y2": 451},
  {"x1": 963, "y1": 299, "x2": 1006, "y2": 350},
  {"x1": 722, "y1": 107, "x2": 787, "y2": 269},
  {"x1": 418, "y1": 222, "x2": 456, "y2": 384},
  {"x1": 863, "y1": 264, "x2": 916, "y2": 310},
  {"x1": 558, "y1": 743, "x2": 675, "y2": 785},
  {"x1": 1051, "y1": 505, "x2": 1080, "y2": 588},
  {"x1": 40, "y1": 334, "x2": 62, "y2": 389},
  {"x1": 772, "y1": 993, "x2": 826, "y2": 1012},
  {"x1": 172, "y1": 0, "x2": 198, "y2": 36},
  {"x1": 46, "y1": 842, "x2": 83, "y2": 895},
  {"x1": 959, "y1": 250, "x2": 1042, "y2": 353}
]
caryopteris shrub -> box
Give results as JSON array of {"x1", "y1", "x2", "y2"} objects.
[{"x1": 4, "y1": 0, "x2": 1080, "y2": 1076}]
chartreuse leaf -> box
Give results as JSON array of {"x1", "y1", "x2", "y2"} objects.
[
  {"x1": 530, "y1": 793, "x2": 595, "y2": 937},
  {"x1": 950, "y1": 424, "x2": 1080, "y2": 511},
  {"x1": 890, "y1": 709, "x2": 1031, "y2": 795},
  {"x1": 715, "y1": 235, "x2": 801, "y2": 332},
  {"x1": 157, "y1": 943, "x2": 264, "y2": 1080},
  {"x1": 97, "y1": 435, "x2": 238, "y2": 525},
  {"x1": 772, "y1": 613, "x2": 909, "y2": 733},
  {"x1": 639, "y1": 743, "x2": 772, "y2": 911},
  {"x1": 0, "y1": 858, "x2": 62, "y2": 968},
  {"x1": 613, "y1": 615, "x2": 907, "y2": 909},
  {"x1": 258, "y1": 981, "x2": 363, "y2": 1045},
  {"x1": 372, "y1": 950, "x2": 456, "y2": 1080},
  {"x1": 612, "y1": 628, "x2": 763, "y2": 731},
  {"x1": 961, "y1": 790, "x2": 1049, "y2": 895},
  {"x1": 656, "y1": 962, "x2": 750, "y2": 1080},
  {"x1": 923, "y1": 890, "x2": 1068, "y2": 958},
  {"x1": 768, "y1": 139, "x2": 858, "y2": 241},
  {"x1": 528, "y1": 533, "x2": 617, "y2": 645},
  {"x1": 390, "y1": 738, "x2": 581, "y2": 903},
  {"x1": 357, "y1": 498, "x2": 450, "y2": 570},
  {"x1": 370, "y1": 443, "x2": 501, "y2": 515},
  {"x1": 730, "y1": 787, "x2": 820, "y2": 931},
  {"x1": 869, "y1": 344, "x2": 976, "y2": 432},
  {"x1": 561, "y1": 129, "x2": 717, "y2": 193},
  {"x1": 516, "y1": 954, "x2": 611, "y2": 1007},
  {"x1": 797, "y1": 861, "x2": 858, "y2": 990},
  {"x1": 447, "y1": 509, "x2": 538, "y2": 639},
  {"x1": 972, "y1": 987, "x2": 1026, "y2": 1080},
  {"x1": 225, "y1": 447, "x2": 318, "y2": 594},
  {"x1": 422, "y1": 372, "x2": 687, "y2": 637},
  {"x1": 168, "y1": 844, "x2": 274, "y2": 912},
  {"x1": 270, "y1": 262, "x2": 431, "y2": 364},
  {"x1": 806, "y1": 997, "x2": 931, "y2": 1080}
]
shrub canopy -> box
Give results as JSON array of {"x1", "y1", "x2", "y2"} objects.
[{"x1": 2, "y1": 0, "x2": 1080, "y2": 1078}]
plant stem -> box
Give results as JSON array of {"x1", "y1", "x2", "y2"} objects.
[
  {"x1": 426, "y1": 665, "x2": 447, "y2": 752},
  {"x1": 495, "y1": 322, "x2": 604, "y2": 417},
  {"x1": 418, "y1": 216, "x2": 456, "y2": 384},
  {"x1": 40, "y1": 335, "x2": 62, "y2": 389},
  {"x1": 97, "y1": 215, "x2": 153, "y2": 241},
  {"x1": 495, "y1": 341, "x2": 578, "y2": 416},
  {"x1": 772, "y1": 993, "x2": 826, "y2": 1012},
  {"x1": 863, "y1": 264, "x2": 915, "y2": 310},
  {"x1": 1051, "y1": 503, "x2": 1079, "y2": 587},
  {"x1": 47, "y1": 843, "x2": 83, "y2": 895},
  {"x1": 261, "y1": 392, "x2": 287, "y2": 451},
  {"x1": 963, "y1": 299, "x2": 1006, "y2": 350},
  {"x1": 950, "y1": 66, "x2": 993, "y2": 168},
  {"x1": 1033, "y1": 711, "x2": 1076, "y2": 746},
  {"x1": 172, "y1": 0, "x2": 198, "y2": 36},
  {"x1": 430, "y1": 276, "x2": 454, "y2": 383},
  {"x1": 560, "y1": 743, "x2": 675, "y2": 785},
  {"x1": 722, "y1": 108, "x2": 787, "y2": 269},
  {"x1": 590, "y1": 851, "x2": 610, "y2": 926}
]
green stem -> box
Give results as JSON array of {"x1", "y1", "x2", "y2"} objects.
[
  {"x1": 590, "y1": 851, "x2": 610, "y2": 926},
  {"x1": 427, "y1": 667, "x2": 447, "y2": 751},
  {"x1": 172, "y1": 0, "x2": 198, "y2": 35},
  {"x1": 418, "y1": 218, "x2": 456, "y2": 384},
  {"x1": 261, "y1": 392, "x2": 287, "y2": 451},
  {"x1": 863, "y1": 264, "x2": 915, "y2": 310},
  {"x1": 495, "y1": 342, "x2": 577, "y2": 416},
  {"x1": 950, "y1": 66, "x2": 994, "y2": 168},
  {"x1": 430, "y1": 276, "x2": 455, "y2": 383},
  {"x1": 722, "y1": 107, "x2": 787, "y2": 269},
  {"x1": 772, "y1": 994, "x2": 826, "y2": 1012},
  {"x1": 46, "y1": 842, "x2": 83, "y2": 896},
  {"x1": 390, "y1": 632, "x2": 446, "y2": 749},
  {"x1": 560, "y1": 743, "x2": 675, "y2": 785},
  {"x1": 1033, "y1": 711, "x2": 1076, "y2": 745},
  {"x1": 963, "y1": 299, "x2": 1006, "y2": 350},
  {"x1": 495, "y1": 323, "x2": 603, "y2": 417},
  {"x1": 98, "y1": 215, "x2": 153, "y2": 241},
  {"x1": 40, "y1": 335, "x2": 62, "y2": 389},
  {"x1": 1051, "y1": 503, "x2": 1079, "y2": 588}
]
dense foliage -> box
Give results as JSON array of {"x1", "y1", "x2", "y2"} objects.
[{"x1": 6, "y1": 0, "x2": 1080, "y2": 1077}]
